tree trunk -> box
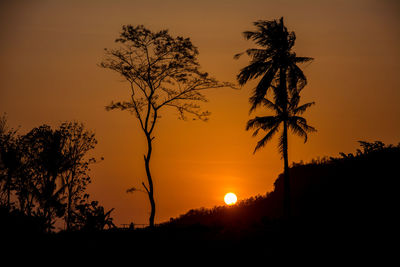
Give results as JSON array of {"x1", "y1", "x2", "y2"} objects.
[
  {"x1": 6, "y1": 173, "x2": 12, "y2": 209},
  {"x1": 66, "y1": 185, "x2": 73, "y2": 231},
  {"x1": 18, "y1": 187, "x2": 26, "y2": 214},
  {"x1": 144, "y1": 134, "x2": 156, "y2": 228},
  {"x1": 282, "y1": 121, "x2": 290, "y2": 221}
]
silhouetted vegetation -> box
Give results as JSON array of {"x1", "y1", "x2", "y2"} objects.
[
  {"x1": 101, "y1": 25, "x2": 232, "y2": 227},
  {"x1": 164, "y1": 141, "x2": 398, "y2": 238},
  {"x1": 236, "y1": 17, "x2": 315, "y2": 219},
  {"x1": 72, "y1": 200, "x2": 115, "y2": 231},
  {"x1": 0, "y1": 115, "x2": 113, "y2": 233},
  {"x1": 4, "y1": 140, "x2": 394, "y2": 262}
]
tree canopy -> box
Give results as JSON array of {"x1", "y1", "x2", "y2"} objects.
[{"x1": 0, "y1": 116, "x2": 110, "y2": 232}]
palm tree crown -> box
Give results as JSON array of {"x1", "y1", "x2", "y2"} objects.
[
  {"x1": 235, "y1": 17, "x2": 313, "y2": 112},
  {"x1": 246, "y1": 91, "x2": 316, "y2": 155}
]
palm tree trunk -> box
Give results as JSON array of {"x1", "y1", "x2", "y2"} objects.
[
  {"x1": 278, "y1": 62, "x2": 291, "y2": 221},
  {"x1": 282, "y1": 121, "x2": 290, "y2": 221},
  {"x1": 144, "y1": 133, "x2": 156, "y2": 228}
]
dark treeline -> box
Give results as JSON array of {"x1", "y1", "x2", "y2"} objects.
[
  {"x1": 0, "y1": 115, "x2": 114, "y2": 233},
  {"x1": 163, "y1": 141, "x2": 398, "y2": 238}
]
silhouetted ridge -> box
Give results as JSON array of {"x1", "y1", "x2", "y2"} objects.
[{"x1": 164, "y1": 141, "x2": 399, "y2": 235}]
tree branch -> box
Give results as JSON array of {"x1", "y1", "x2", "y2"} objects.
[{"x1": 142, "y1": 182, "x2": 150, "y2": 194}]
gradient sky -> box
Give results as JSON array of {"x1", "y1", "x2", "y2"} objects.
[{"x1": 1, "y1": 0, "x2": 399, "y2": 226}]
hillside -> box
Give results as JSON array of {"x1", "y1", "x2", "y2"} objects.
[{"x1": 163, "y1": 141, "x2": 399, "y2": 236}]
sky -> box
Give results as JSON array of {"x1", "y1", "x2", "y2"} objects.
[{"x1": 0, "y1": 0, "x2": 399, "y2": 226}]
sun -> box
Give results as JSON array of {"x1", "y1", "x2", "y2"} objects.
[{"x1": 224, "y1": 192, "x2": 237, "y2": 205}]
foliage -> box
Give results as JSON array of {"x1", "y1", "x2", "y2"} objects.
[
  {"x1": 0, "y1": 115, "x2": 106, "y2": 232},
  {"x1": 101, "y1": 24, "x2": 232, "y2": 122},
  {"x1": 73, "y1": 200, "x2": 115, "y2": 231},
  {"x1": 21, "y1": 125, "x2": 69, "y2": 230},
  {"x1": 0, "y1": 115, "x2": 21, "y2": 208},
  {"x1": 58, "y1": 122, "x2": 98, "y2": 230}
]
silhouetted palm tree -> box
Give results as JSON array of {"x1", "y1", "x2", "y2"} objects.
[
  {"x1": 246, "y1": 91, "x2": 316, "y2": 219},
  {"x1": 236, "y1": 17, "x2": 315, "y2": 220},
  {"x1": 235, "y1": 17, "x2": 313, "y2": 112}
]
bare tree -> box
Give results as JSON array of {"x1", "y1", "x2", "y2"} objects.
[{"x1": 101, "y1": 25, "x2": 231, "y2": 227}]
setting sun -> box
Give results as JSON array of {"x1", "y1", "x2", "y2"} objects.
[{"x1": 224, "y1": 193, "x2": 238, "y2": 205}]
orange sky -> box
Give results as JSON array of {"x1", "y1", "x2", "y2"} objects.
[{"x1": 1, "y1": 0, "x2": 399, "y2": 226}]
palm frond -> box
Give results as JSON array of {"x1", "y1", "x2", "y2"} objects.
[
  {"x1": 260, "y1": 98, "x2": 281, "y2": 113},
  {"x1": 287, "y1": 115, "x2": 317, "y2": 142},
  {"x1": 253, "y1": 124, "x2": 280, "y2": 153},
  {"x1": 287, "y1": 63, "x2": 307, "y2": 93},
  {"x1": 249, "y1": 64, "x2": 278, "y2": 111},
  {"x1": 289, "y1": 116, "x2": 307, "y2": 126},
  {"x1": 291, "y1": 92, "x2": 301, "y2": 109},
  {"x1": 237, "y1": 61, "x2": 271, "y2": 85},
  {"x1": 288, "y1": 121, "x2": 309, "y2": 142},
  {"x1": 278, "y1": 131, "x2": 286, "y2": 157},
  {"x1": 298, "y1": 121, "x2": 317, "y2": 133},
  {"x1": 245, "y1": 48, "x2": 273, "y2": 61},
  {"x1": 287, "y1": 31, "x2": 296, "y2": 50},
  {"x1": 233, "y1": 52, "x2": 244, "y2": 60},
  {"x1": 251, "y1": 128, "x2": 261, "y2": 137},
  {"x1": 293, "y1": 116, "x2": 315, "y2": 130},
  {"x1": 246, "y1": 116, "x2": 280, "y2": 131},
  {"x1": 242, "y1": 30, "x2": 257, "y2": 41},
  {"x1": 293, "y1": 101, "x2": 315, "y2": 115},
  {"x1": 294, "y1": 56, "x2": 314, "y2": 63}
]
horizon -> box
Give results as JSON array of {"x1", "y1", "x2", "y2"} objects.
[{"x1": 1, "y1": 0, "x2": 399, "y2": 227}]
